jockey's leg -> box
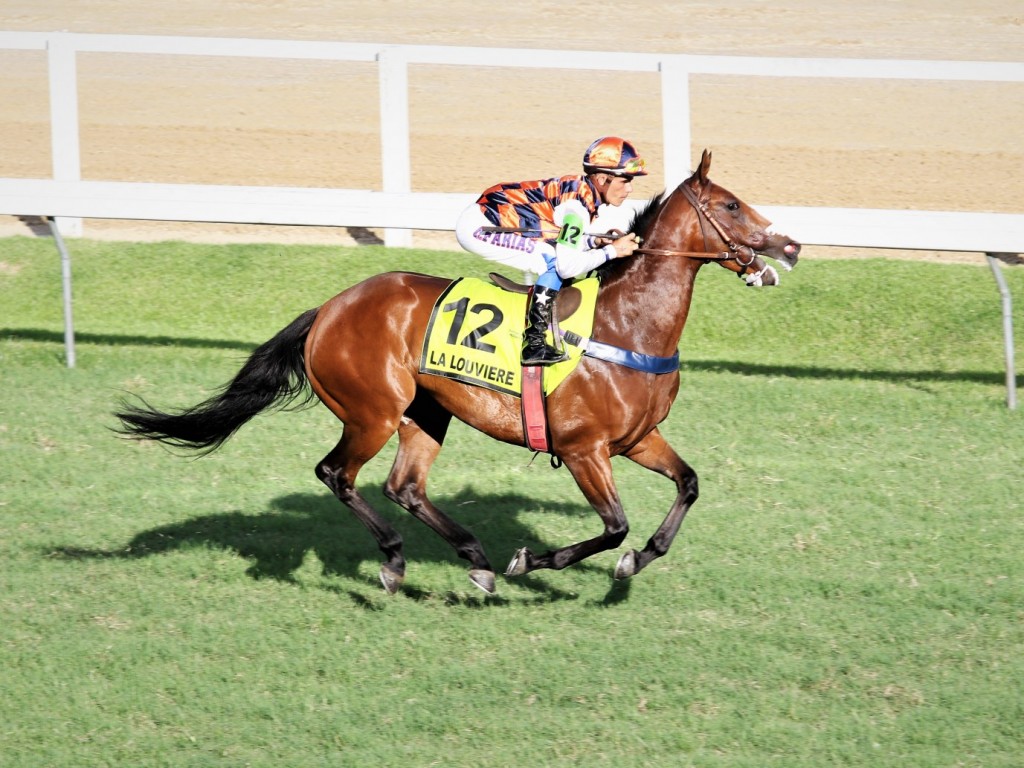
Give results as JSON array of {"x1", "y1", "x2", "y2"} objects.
[
  {"x1": 454, "y1": 204, "x2": 566, "y2": 364},
  {"x1": 454, "y1": 205, "x2": 545, "y2": 281},
  {"x1": 522, "y1": 269, "x2": 567, "y2": 366}
]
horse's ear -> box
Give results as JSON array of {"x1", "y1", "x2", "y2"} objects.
[{"x1": 698, "y1": 149, "x2": 712, "y2": 183}]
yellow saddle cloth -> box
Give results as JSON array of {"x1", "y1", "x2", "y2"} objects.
[{"x1": 419, "y1": 276, "x2": 598, "y2": 396}]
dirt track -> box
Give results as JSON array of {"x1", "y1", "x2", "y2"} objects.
[{"x1": 1, "y1": 2, "x2": 1022, "y2": 260}]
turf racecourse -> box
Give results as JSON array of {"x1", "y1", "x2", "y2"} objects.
[{"x1": 1, "y1": 235, "x2": 1021, "y2": 767}]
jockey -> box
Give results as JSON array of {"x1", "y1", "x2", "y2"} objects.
[{"x1": 455, "y1": 136, "x2": 645, "y2": 365}]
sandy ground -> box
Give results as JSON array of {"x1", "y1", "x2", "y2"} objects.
[{"x1": 1, "y1": 1, "x2": 1022, "y2": 261}]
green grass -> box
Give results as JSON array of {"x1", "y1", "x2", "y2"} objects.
[{"x1": 1, "y1": 236, "x2": 1022, "y2": 766}]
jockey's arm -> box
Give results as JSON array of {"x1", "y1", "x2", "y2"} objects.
[
  {"x1": 553, "y1": 233, "x2": 639, "y2": 279},
  {"x1": 550, "y1": 200, "x2": 638, "y2": 280},
  {"x1": 552, "y1": 240, "x2": 617, "y2": 280}
]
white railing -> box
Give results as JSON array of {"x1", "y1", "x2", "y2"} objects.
[
  {"x1": 2, "y1": 31, "x2": 1023, "y2": 247},
  {"x1": 0, "y1": 31, "x2": 1020, "y2": 406},
  {"x1": 3, "y1": 179, "x2": 1024, "y2": 255}
]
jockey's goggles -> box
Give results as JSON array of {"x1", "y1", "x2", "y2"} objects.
[
  {"x1": 612, "y1": 157, "x2": 647, "y2": 176},
  {"x1": 585, "y1": 157, "x2": 647, "y2": 178}
]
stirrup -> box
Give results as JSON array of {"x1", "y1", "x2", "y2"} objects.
[{"x1": 522, "y1": 344, "x2": 568, "y2": 366}]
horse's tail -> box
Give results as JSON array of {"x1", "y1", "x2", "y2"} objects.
[{"x1": 114, "y1": 308, "x2": 320, "y2": 453}]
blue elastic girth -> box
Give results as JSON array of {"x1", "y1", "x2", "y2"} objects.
[{"x1": 562, "y1": 331, "x2": 680, "y2": 374}]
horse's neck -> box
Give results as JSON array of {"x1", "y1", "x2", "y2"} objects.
[
  {"x1": 591, "y1": 188, "x2": 707, "y2": 355},
  {"x1": 595, "y1": 251, "x2": 701, "y2": 357}
]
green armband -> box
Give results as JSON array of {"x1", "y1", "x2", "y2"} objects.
[{"x1": 556, "y1": 211, "x2": 586, "y2": 249}]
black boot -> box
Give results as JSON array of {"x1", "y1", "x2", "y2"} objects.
[{"x1": 522, "y1": 286, "x2": 568, "y2": 366}]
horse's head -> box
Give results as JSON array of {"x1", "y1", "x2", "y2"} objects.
[{"x1": 667, "y1": 149, "x2": 800, "y2": 285}]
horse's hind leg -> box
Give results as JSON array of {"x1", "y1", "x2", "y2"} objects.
[
  {"x1": 316, "y1": 424, "x2": 408, "y2": 594},
  {"x1": 615, "y1": 427, "x2": 698, "y2": 579},
  {"x1": 384, "y1": 402, "x2": 497, "y2": 594}
]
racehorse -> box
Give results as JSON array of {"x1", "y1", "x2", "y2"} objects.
[{"x1": 115, "y1": 150, "x2": 800, "y2": 595}]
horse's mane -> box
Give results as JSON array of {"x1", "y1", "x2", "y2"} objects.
[{"x1": 628, "y1": 190, "x2": 667, "y2": 239}]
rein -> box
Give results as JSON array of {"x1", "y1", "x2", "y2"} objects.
[{"x1": 632, "y1": 247, "x2": 732, "y2": 260}]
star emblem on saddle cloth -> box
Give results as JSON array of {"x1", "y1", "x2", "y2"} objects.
[{"x1": 535, "y1": 291, "x2": 552, "y2": 306}]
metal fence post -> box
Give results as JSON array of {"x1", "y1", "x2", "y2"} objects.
[
  {"x1": 986, "y1": 253, "x2": 1017, "y2": 409},
  {"x1": 47, "y1": 217, "x2": 76, "y2": 368}
]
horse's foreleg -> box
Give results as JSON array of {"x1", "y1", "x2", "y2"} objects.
[
  {"x1": 384, "y1": 411, "x2": 497, "y2": 594},
  {"x1": 505, "y1": 451, "x2": 629, "y2": 577},
  {"x1": 616, "y1": 428, "x2": 698, "y2": 579},
  {"x1": 316, "y1": 426, "x2": 407, "y2": 594}
]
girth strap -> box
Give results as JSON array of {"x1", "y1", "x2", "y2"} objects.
[{"x1": 561, "y1": 331, "x2": 680, "y2": 374}]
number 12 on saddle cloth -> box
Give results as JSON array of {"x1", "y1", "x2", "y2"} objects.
[{"x1": 418, "y1": 277, "x2": 599, "y2": 397}]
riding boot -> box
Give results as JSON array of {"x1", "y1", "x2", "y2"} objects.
[{"x1": 522, "y1": 286, "x2": 568, "y2": 366}]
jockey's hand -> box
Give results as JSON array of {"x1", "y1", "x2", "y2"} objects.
[
  {"x1": 603, "y1": 228, "x2": 625, "y2": 239},
  {"x1": 591, "y1": 228, "x2": 623, "y2": 247},
  {"x1": 610, "y1": 231, "x2": 640, "y2": 258}
]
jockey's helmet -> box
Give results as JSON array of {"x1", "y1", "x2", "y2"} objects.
[{"x1": 582, "y1": 136, "x2": 648, "y2": 177}]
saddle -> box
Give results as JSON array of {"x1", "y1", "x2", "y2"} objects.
[{"x1": 488, "y1": 272, "x2": 582, "y2": 322}]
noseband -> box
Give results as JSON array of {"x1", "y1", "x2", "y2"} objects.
[{"x1": 634, "y1": 182, "x2": 760, "y2": 268}]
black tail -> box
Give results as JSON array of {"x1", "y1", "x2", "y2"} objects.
[{"x1": 114, "y1": 308, "x2": 320, "y2": 453}]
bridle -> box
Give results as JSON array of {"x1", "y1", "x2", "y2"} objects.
[{"x1": 633, "y1": 181, "x2": 761, "y2": 268}]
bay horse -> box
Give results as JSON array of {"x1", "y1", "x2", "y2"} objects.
[{"x1": 115, "y1": 150, "x2": 800, "y2": 595}]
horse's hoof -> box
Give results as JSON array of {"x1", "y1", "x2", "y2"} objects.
[
  {"x1": 379, "y1": 565, "x2": 405, "y2": 595},
  {"x1": 505, "y1": 547, "x2": 530, "y2": 577},
  {"x1": 614, "y1": 549, "x2": 639, "y2": 580},
  {"x1": 469, "y1": 569, "x2": 496, "y2": 594}
]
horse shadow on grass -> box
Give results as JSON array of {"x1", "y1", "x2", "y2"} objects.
[{"x1": 50, "y1": 485, "x2": 632, "y2": 606}]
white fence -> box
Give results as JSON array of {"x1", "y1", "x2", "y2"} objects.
[{"x1": 0, "y1": 31, "x2": 1021, "y2": 406}]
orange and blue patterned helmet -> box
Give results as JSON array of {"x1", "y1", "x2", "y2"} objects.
[{"x1": 582, "y1": 136, "x2": 648, "y2": 177}]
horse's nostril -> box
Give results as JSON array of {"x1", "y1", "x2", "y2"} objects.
[{"x1": 784, "y1": 242, "x2": 801, "y2": 257}]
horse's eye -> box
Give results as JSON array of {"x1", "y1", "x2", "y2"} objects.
[{"x1": 726, "y1": 201, "x2": 740, "y2": 212}]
